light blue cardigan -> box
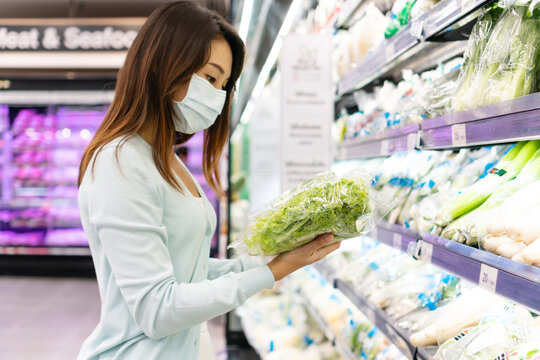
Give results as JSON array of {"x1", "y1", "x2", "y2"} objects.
[{"x1": 77, "y1": 135, "x2": 274, "y2": 359}]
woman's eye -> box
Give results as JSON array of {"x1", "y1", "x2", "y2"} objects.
[{"x1": 206, "y1": 75, "x2": 216, "y2": 84}]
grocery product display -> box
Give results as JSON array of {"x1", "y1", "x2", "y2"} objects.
[
  {"x1": 0, "y1": 106, "x2": 219, "y2": 253},
  {"x1": 230, "y1": 0, "x2": 540, "y2": 358},
  {"x1": 0, "y1": 107, "x2": 103, "y2": 248}
]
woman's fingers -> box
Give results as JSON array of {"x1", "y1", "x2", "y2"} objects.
[
  {"x1": 313, "y1": 240, "x2": 340, "y2": 261},
  {"x1": 296, "y1": 233, "x2": 331, "y2": 254}
]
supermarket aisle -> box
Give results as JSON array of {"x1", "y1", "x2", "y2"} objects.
[{"x1": 0, "y1": 277, "x2": 227, "y2": 360}]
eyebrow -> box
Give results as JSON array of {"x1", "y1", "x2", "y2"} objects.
[{"x1": 208, "y1": 62, "x2": 229, "y2": 78}]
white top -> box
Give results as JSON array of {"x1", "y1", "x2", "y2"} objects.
[{"x1": 77, "y1": 134, "x2": 274, "y2": 359}]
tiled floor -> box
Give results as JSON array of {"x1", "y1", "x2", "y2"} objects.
[{"x1": 0, "y1": 277, "x2": 226, "y2": 360}]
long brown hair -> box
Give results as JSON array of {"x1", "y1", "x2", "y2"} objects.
[{"x1": 78, "y1": 0, "x2": 245, "y2": 195}]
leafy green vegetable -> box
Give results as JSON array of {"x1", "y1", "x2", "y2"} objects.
[
  {"x1": 453, "y1": 1, "x2": 540, "y2": 112},
  {"x1": 241, "y1": 172, "x2": 371, "y2": 256},
  {"x1": 436, "y1": 140, "x2": 540, "y2": 227}
]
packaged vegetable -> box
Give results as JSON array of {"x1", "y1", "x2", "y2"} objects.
[
  {"x1": 505, "y1": 206, "x2": 540, "y2": 244},
  {"x1": 441, "y1": 146, "x2": 540, "y2": 246},
  {"x1": 483, "y1": 234, "x2": 517, "y2": 252},
  {"x1": 436, "y1": 141, "x2": 540, "y2": 228},
  {"x1": 410, "y1": 287, "x2": 506, "y2": 347},
  {"x1": 453, "y1": 1, "x2": 540, "y2": 111},
  {"x1": 230, "y1": 171, "x2": 373, "y2": 256},
  {"x1": 522, "y1": 237, "x2": 540, "y2": 265},
  {"x1": 486, "y1": 181, "x2": 540, "y2": 235},
  {"x1": 434, "y1": 302, "x2": 536, "y2": 360},
  {"x1": 496, "y1": 241, "x2": 527, "y2": 259},
  {"x1": 502, "y1": 342, "x2": 540, "y2": 360}
]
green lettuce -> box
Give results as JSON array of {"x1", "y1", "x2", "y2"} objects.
[{"x1": 242, "y1": 172, "x2": 371, "y2": 256}]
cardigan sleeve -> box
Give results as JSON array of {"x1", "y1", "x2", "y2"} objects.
[
  {"x1": 207, "y1": 256, "x2": 264, "y2": 280},
  {"x1": 84, "y1": 145, "x2": 274, "y2": 340}
]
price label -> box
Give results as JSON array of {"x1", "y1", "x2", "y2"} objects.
[
  {"x1": 451, "y1": 124, "x2": 467, "y2": 146},
  {"x1": 417, "y1": 241, "x2": 433, "y2": 262},
  {"x1": 385, "y1": 42, "x2": 396, "y2": 62},
  {"x1": 407, "y1": 133, "x2": 417, "y2": 151},
  {"x1": 393, "y1": 233, "x2": 402, "y2": 250},
  {"x1": 371, "y1": 227, "x2": 379, "y2": 240},
  {"x1": 381, "y1": 139, "x2": 390, "y2": 155},
  {"x1": 479, "y1": 264, "x2": 498, "y2": 292},
  {"x1": 410, "y1": 21, "x2": 424, "y2": 39}
]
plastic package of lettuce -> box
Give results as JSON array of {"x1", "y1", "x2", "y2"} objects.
[{"x1": 230, "y1": 170, "x2": 373, "y2": 256}]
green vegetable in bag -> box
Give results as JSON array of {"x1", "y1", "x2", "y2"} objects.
[{"x1": 233, "y1": 171, "x2": 373, "y2": 256}]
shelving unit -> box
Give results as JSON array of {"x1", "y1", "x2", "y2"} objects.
[
  {"x1": 336, "y1": 92, "x2": 540, "y2": 159},
  {"x1": 337, "y1": 123, "x2": 419, "y2": 160},
  {"x1": 337, "y1": 0, "x2": 495, "y2": 96},
  {"x1": 421, "y1": 92, "x2": 540, "y2": 149},
  {"x1": 302, "y1": 297, "x2": 358, "y2": 360},
  {"x1": 311, "y1": 217, "x2": 540, "y2": 358},
  {"x1": 312, "y1": 261, "x2": 437, "y2": 360},
  {"x1": 367, "y1": 222, "x2": 540, "y2": 313}
]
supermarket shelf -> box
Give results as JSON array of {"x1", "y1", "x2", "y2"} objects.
[
  {"x1": 313, "y1": 262, "x2": 431, "y2": 359},
  {"x1": 419, "y1": 234, "x2": 540, "y2": 312},
  {"x1": 336, "y1": 123, "x2": 419, "y2": 160},
  {"x1": 335, "y1": 279, "x2": 417, "y2": 359},
  {"x1": 301, "y1": 292, "x2": 358, "y2": 360},
  {"x1": 338, "y1": 23, "x2": 418, "y2": 96},
  {"x1": 422, "y1": 0, "x2": 493, "y2": 39},
  {"x1": 337, "y1": 0, "x2": 494, "y2": 96},
  {"x1": 420, "y1": 92, "x2": 540, "y2": 149},
  {"x1": 0, "y1": 245, "x2": 90, "y2": 256},
  {"x1": 336, "y1": 93, "x2": 540, "y2": 159},
  {"x1": 369, "y1": 222, "x2": 540, "y2": 313},
  {"x1": 369, "y1": 221, "x2": 419, "y2": 254}
]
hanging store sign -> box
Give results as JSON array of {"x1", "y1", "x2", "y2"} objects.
[
  {"x1": 0, "y1": 25, "x2": 139, "y2": 51},
  {"x1": 280, "y1": 34, "x2": 332, "y2": 191}
]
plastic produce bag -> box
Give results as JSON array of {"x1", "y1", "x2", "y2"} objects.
[
  {"x1": 434, "y1": 302, "x2": 537, "y2": 360},
  {"x1": 441, "y1": 147, "x2": 540, "y2": 246},
  {"x1": 436, "y1": 141, "x2": 540, "y2": 227},
  {"x1": 230, "y1": 171, "x2": 374, "y2": 256},
  {"x1": 453, "y1": 1, "x2": 540, "y2": 111}
]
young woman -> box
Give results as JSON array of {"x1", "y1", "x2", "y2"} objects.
[{"x1": 76, "y1": 1, "x2": 340, "y2": 359}]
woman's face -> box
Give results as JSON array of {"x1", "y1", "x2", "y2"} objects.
[{"x1": 173, "y1": 37, "x2": 233, "y2": 101}]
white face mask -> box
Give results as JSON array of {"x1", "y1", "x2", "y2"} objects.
[{"x1": 173, "y1": 74, "x2": 227, "y2": 134}]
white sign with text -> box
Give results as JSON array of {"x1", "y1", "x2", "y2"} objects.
[{"x1": 280, "y1": 34, "x2": 332, "y2": 191}]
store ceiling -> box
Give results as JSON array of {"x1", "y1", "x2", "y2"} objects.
[{"x1": 0, "y1": 0, "x2": 231, "y2": 20}]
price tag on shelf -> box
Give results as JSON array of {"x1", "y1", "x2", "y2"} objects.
[
  {"x1": 451, "y1": 124, "x2": 467, "y2": 146},
  {"x1": 410, "y1": 21, "x2": 424, "y2": 39},
  {"x1": 385, "y1": 42, "x2": 396, "y2": 62},
  {"x1": 417, "y1": 241, "x2": 433, "y2": 262},
  {"x1": 380, "y1": 139, "x2": 390, "y2": 155},
  {"x1": 407, "y1": 133, "x2": 417, "y2": 151},
  {"x1": 393, "y1": 233, "x2": 402, "y2": 250},
  {"x1": 479, "y1": 264, "x2": 498, "y2": 292},
  {"x1": 370, "y1": 227, "x2": 378, "y2": 240}
]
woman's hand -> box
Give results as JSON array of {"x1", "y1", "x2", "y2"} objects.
[{"x1": 267, "y1": 233, "x2": 340, "y2": 282}]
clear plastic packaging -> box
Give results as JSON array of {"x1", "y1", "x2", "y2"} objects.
[
  {"x1": 230, "y1": 171, "x2": 374, "y2": 256},
  {"x1": 453, "y1": 1, "x2": 540, "y2": 112}
]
